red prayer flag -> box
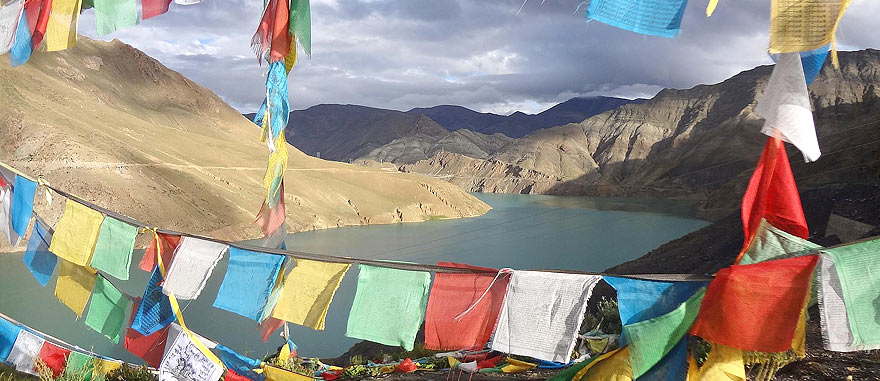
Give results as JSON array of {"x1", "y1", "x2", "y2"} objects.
[
  {"x1": 737, "y1": 137, "x2": 808, "y2": 264},
  {"x1": 255, "y1": 183, "x2": 286, "y2": 237},
  {"x1": 424, "y1": 263, "x2": 508, "y2": 351},
  {"x1": 25, "y1": 0, "x2": 53, "y2": 48},
  {"x1": 251, "y1": 0, "x2": 290, "y2": 63},
  {"x1": 142, "y1": 0, "x2": 172, "y2": 20},
  {"x1": 259, "y1": 317, "x2": 284, "y2": 342},
  {"x1": 124, "y1": 298, "x2": 170, "y2": 367},
  {"x1": 225, "y1": 370, "x2": 251, "y2": 381},
  {"x1": 138, "y1": 233, "x2": 181, "y2": 272},
  {"x1": 36, "y1": 341, "x2": 70, "y2": 377},
  {"x1": 690, "y1": 255, "x2": 818, "y2": 352}
]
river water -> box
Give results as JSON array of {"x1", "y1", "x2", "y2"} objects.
[{"x1": 0, "y1": 194, "x2": 708, "y2": 362}]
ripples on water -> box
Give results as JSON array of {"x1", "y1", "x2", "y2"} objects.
[{"x1": 0, "y1": 194, "x2": 708, "y2": 360}]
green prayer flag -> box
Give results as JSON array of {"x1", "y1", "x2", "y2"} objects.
[
  {"x1": 90, "y1": 217, "x2": 137, "y2": 281},
  {"x1": 345, "y1": 264, "x2": 431, "y2": 351},
  {"x1": 824, "y1": 239, "x2": 880, "y2": 350},
  {"x1": 94, "y1": 0, "x2": 138, "y2": 36},
  {"x1": 84, "y1": 276, "x2": 131, "y2": 344},
  {"x1": 289, "y1": 0, "x2": 311, "y2": 56},
  {"x1": 623, "y1": 287, "x2": 706, "y2": 378},
  {"x1": 64, "y1": 351, "x2": 94, "y2": 381},
  {"x1": 740, "y1": 219, "x2": 820, "y2": 265}
]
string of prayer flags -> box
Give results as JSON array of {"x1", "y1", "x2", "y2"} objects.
[
  {"x1": 0, "y1": 0, "x2": 25, "y2": 55},
  {"x1": 271, "y1": 258, "x2": 349, "y2": 330},
  {"x1": 216, "y1": 344, "x2": 263, "y2": 380},
  {"x1": 44, "y1": 0, "x2": 81, "y2": 51},
  {"x1": 756, "y1": 52, "x2": 820, "y2": 162},
  {"x1": 251, "y1": 0, "x2": 290, "y2": 63},
  {"x1": 84, "y1": 276, "x2": 131, "y2": 344},
  {"x1": 490, "y1": 271, "x2": 601, "y2": 363},
  {"x1": 50, "y1": 199, "x2": 104, "y2": 267},
  {"x1": 139, "y1": 232, "x2": 180, "y2": 272},
  {"x1": 737, "y1": 137, "x2": 808, "y2": 264},
  {"x1": 623, "y1": 288, "x2": 705, "y2": 378},
  {"x1": 585, "y1": 0, "x2": 688, "y2": 38},
  {"x1": 346, "y1": 265, "x2": 431, "y2": 351},
  {"x1": 131, "y1": 267, "x2": 176, "y2": 336},
  {"x1": 0, "y1": 182, "x2": 21, "y2": 247},
  {"x1": 162, "y1": 237, "x2": 228, "y2": 300},
  {"x1": 639, "y1": 337, "x2": 688, "y2": 380},
  {"x1": 686, "y1": 342, "x2": 746, "y2": 381},
  {"x1": 768, "y1": 0, "x2": 852, "y2": 66},
  {"x1": 739, "y1": 219, "x2": 820, "y2": 265},
  {"x1": 424, "y1": 263, "x2": 508, "y2": 351},
  {"x1": 289, "y1": 0, "x2": 310, "y2": 57},
  {"x1": 37, "y1": 341, "x2": 71, "y2": 377},
  {"x1": 818, "y1": 238, "x2": 880, "y2": 351},
  {"x1": 0, "y1": 318, "x2": 21, "y2": 361},
  {"x1": 10, "y1": 175, "x2": 36, "y2": 236},
  {"x1": 691, "y1": 255, "x2": 818, "y2": 352},
  {"x1": 94, "y1": 0, "x2": 137, "y2": 36},
  {"x1": 142, "y1": 0, "x2": 172, "y2": 20},
  {"x1": 55, "y1": 259, "x2": 98, "y2": 317},
  {"x1": 90, "y1": 216, "x2": 138, "y2": 280},
  {"x1": 125, "y1": 298, "x2": 170, "y2": 367},
  {"x1": 158, "y1": 328, "x2": 224, "y2": 381},
  {"x1": 213, "y1": 247, "x2": 285, "y2": 321},
  {"x1": 7, "y1": 329, "x2": 44, "y2": 375},
  {"x1": 605, "y1": 277, "x2": 709, "y2": 327}
]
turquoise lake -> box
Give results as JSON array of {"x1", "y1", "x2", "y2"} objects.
[{"x1": 0, "y1": 193, "x2": 709, "y2": 362}]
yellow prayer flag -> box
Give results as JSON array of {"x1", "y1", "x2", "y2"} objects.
[
  {"x1": 284, "y1": 38, "x2": 298, "y2": 74},
  {"x1": 93, "y1": 358, "x2": 122, "y2": 377},
  {"x1": 271, "y1": 259, "x2": 349, "y2": 330},
  {"x1": 686, "y1": 343, "x2": 745, "y2": 381},
  {"x1": 706, "y1": 0, "x2": 718, "y2": 17},
  {"x1": 45, "y1": 0, "x2": 82, "y2": 51},
  {"x1": 769, "y1": 0, "x2": 852, "y2": 65},
  {"x1": 574, "y1": 346, "x2": 633, "y2": 381},
  {"x1": 262, "y1": 365, "x2": 313, "y2": 381},
  {"x1": 49, "y1": 199, "x2": 104, "y2": 267},
  {"x1": 501, "y1": 357, "x2": 536, "y2": 373},
  {"x1": 262, "y1": 133, "x2": 289, "y2": 200},
  {"x1": 55, "y1": 259, "x2": 97, "y2": 317}
]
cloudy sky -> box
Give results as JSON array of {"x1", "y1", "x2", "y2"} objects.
[{"x1": 79, "y1": 0, "x2": 880, "y2": 115}]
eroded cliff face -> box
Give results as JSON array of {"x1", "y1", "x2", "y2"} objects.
[
  {"x1": 397, "y1": 50, "x2": 880, "y2": 218},
  {"x1": 0, "y1": 37, "x2": 490, "y2": 251}
]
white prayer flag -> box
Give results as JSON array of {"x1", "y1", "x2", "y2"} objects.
[
  {"x1": 162, "y1": 237, "x2": 228, "y2": 300},
  {"x1": 158, "y1": 328, "x2": 223, "y2": 381},
  {"x1": 7, "y1": 330, "x2": 44, "y2": 375}
]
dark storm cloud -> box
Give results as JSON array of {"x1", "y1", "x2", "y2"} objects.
[{"x1": 79, "y1": 0, "x2": 879, "y2": 114}]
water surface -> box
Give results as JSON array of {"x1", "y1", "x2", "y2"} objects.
[{"x1": 0, "y1": 194, "x2": 708, "y2": 362}]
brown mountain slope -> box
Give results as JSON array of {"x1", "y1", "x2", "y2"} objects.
[
  {"x1": 400, "y1": 50, "x2": 880, "y2": 217},
  {"x1": 0, "y1": 37, "x2": 489, "y2": 249}
]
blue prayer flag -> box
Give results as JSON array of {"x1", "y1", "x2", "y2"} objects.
[
  {"x1": 10, "y1": 12, "x2": 33, "y2": 67},
  {"x1": 216, "y1": 344, "x2": 265, "y2": 381},
  {"x1": 0, "y1": 318, "x2": 21, "y2": 363},
  {"x1": 251, "y1": 61, "x2": 290, "y2": 139},
  {"x1": 213, "y1": 247, "x2": 284, "y2": 321},
  {"x1": 771, "y1": 45, "x2": 829, "y2": 86},
  {"x1": 604, "y1": 277, "x2": 708, "y2": 345},
  {"x1": 10, "y1": 175, "x2": 36, "y2": 237},
  {"x1": 130, "y1": 267, "x2": 175, "y2": 336},
  {"x1": 639, "y1": 336, "x2": 688, "y2": 381},
  {"x1": 22, "y1": 218, "x2": 56, "y2": 287},
  {"x1": 586, "y1": 0, "x2": 688, "y2": 38}
]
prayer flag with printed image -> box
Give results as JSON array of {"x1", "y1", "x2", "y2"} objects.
[
  {"x1": 346, "y1": 265, "x2": 431, "y2": 351},
  {"x1": 690, "y1": 255, "x2": 818, "y2": 352},
  {"x1": 756, "y1": 52, "x2": 820, "y2": 162},
  {"x1": 90, "y1": 216, "x2": 138, "y2": 281},
  {"x1": 769, "y1": 0, "x2": 851, "y2": 60},
  {"x1": 424, "y1": 263, "x2": 508, "y2": 351},
  {"x1": 289, "y1": 0, "x2": 310, "y2": 56},
  {"x1": 85, "y1": 276, "x2": 131, "y2": 343},
  {"x1": 130, "y1": 267, "x2": 175, "y2": 336},
  {"x1": 55, "y1": 259, "x2": 97, "y2": 317},
  {"x1": 272, "y1": 258, "x2": 350, "y2": 330},
  {"x1": 739, "y1": 219, "x2": 820, "y2": 265},
  {"x1": 490, "y1": 271, "x2": 602, "y2": 363},
  {"x1": 214, "y1": 247, "x2": 285, "y2": 321},
  {"x1": 23, "y1": 217, "x2": 57, "y2": 287},
  {"x1": 49, "y1": 199, "x2": 104, "y2": 267},
  {"x1": 162, "y1": 237, "x2": 228, "y2": 300},
  {"x1": 586, "y1": 0, "x2": 688, "y2": 38},
  {"x1": 158, "y1": 328, "x2": 223, "y2": 381},
  {"x1": 10, "y1": 175, "x2": 36, "y2": 236},
  {"x1": 819, "y1": 239, "x2": 880, "y2": 351}
]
